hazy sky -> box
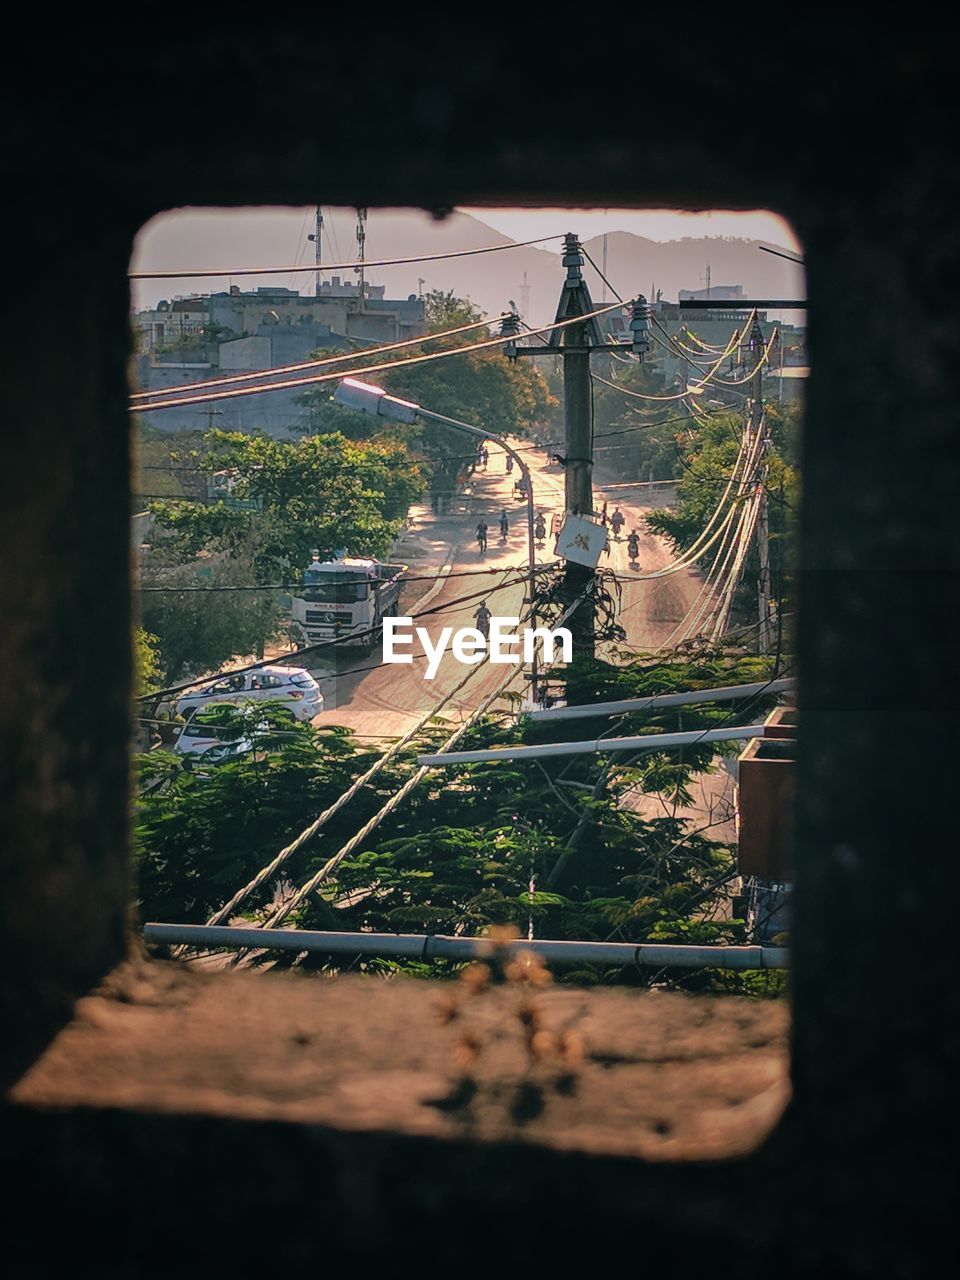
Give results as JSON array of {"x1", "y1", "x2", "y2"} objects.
[
  {"x1": 130, "y1": 205, "x2": 802, "y2": 314},
  {"x1": 461, "y1": 208, "x2": 801, "y2": 252}
]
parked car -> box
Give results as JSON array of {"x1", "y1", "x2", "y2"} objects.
[
  {"x1": 173, "y1": 702, "x2": 303, "y2": 768},
  {"x1": 176, "y1": 665, "x2": 323, "y2": 722},
  {"x1": 172, "y1": 706, "x2": 254, "y2": 758}
]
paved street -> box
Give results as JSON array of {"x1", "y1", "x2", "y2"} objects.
[{"x1": 309, "y1": 439, "x2": 705, "y2": 741}]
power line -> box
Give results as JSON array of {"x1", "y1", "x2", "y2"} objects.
[
  {"x1": 131, "y1": 312, "x2": 505, "y2": 402},
  {"x1": 591, "y1": 330, "x2": 739, "y2": 404},
  {"x1": 129, "y1": 234, "x2": 565, "y2": 281},
  {"x1": 136, "y1": 562, "x2": 560, "y2": 593},
  {"x1": 250, "y1": 588, "x2": 589, "y2": 938},
  {"x1": 581, "y1": 247, "x2": 624, "y2": 304},
  {"x1": 199, "y1": 568, "x2": 528, "y2": 930},
  {"x1": 132, "y1": 297, "x2": 633, "y2": 413},
  {"x1": 137, "y1": 568, "x2": 535, "y2": 703}
]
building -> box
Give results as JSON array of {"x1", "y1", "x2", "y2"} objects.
[
  {"x1": 132, "y1": 284, "x2": 427, "y2": 435},
  {"x1": 651, "y1": 292, "x2": 806, "y2": 398}
]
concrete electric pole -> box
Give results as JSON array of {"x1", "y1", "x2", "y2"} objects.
[
  {"x1": 555, "y1": 234, "x2": 600, "y2": 659},
  {"x1": 511, "y1": 236, "x2": 651, "y2": 694}
]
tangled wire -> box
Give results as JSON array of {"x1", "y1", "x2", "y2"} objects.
[{"x1": 533, "y1": 565, "x2": 626, "y2": 644}]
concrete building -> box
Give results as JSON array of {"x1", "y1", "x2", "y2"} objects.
[
  {"x1": 132, "y1": 284, "x2": 428, "y2": 435},
  {"x1": 652, "y1": 294, "x2": 806, "y2": 396}
]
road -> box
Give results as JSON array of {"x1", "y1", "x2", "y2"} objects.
[{"x1": 309, "y1": 439, "x2": 705, "y2": 742}]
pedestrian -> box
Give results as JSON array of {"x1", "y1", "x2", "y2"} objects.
[
  {"x1": 481, "y1": 445, "x2": 489, "y2": 470},
  {"x1": 499, "y1": 508, "x2": 509, "y2": 541},
  {"x1": 601, "y1": 501, "x2": 609, "y2": 527},
  {"x1": 506, "y1": 455, "x2": 514, "y2": 474},
  {"x1": 611, "y1": 507, "x2": 625, "y2": 539}
]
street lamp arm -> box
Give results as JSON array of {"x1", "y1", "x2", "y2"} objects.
[{"x1": 414, "y1": 405, "x2": 531, "y2": 481}]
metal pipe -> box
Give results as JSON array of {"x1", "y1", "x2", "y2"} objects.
[
  {"x1": 416, "y1": 723, "x2": 769, "y2": 767},
  {"x1": 144, "y1": 923, "x2": 788, "y2": 969},
  {"x1": 525, "y1": 678, "x2": 795, "y2": 723}
]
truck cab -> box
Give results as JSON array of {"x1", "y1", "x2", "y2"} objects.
[{"x1": 290, "y1": 552, "x2": 407, "y2": 648}]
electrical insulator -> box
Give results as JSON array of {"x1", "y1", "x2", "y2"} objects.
[
  {"x1": 499, "y1": 309, "x2": 521, "y2": 362},
  {"x1": 630, "y1": 295, "x2": 651, "y2": 359}
]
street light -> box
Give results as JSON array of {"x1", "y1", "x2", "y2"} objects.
[{"x1": 332, "y1": 377, "x2": 541, "y2": 701}]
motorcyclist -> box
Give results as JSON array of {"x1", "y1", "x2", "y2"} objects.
[
  {"x1": 627, "y1": 530, "x2": 640, "y2": 561},
  {"x1": 499, "y1": 509, "x2": 509, "y2": 540},
  {"x1": 610, "y1": 507, "x2": 625, "y2": 539},
  {"x1": 534, "y1": 513, "x2": 547, "y2": 544},
  {"x1": 475, "y1": 601, "x2": 492, "y2": 638},
  {"x1": 476, "y1": 520, "x2": 488, "y2": 554}
]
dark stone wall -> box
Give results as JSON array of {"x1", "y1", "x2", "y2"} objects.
[{"x1": 1, "y1": 21, "x2": 956, "y2": 1269}]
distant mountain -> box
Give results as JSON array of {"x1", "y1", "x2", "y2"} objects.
[
  {"x1": 131, "y1": 208, "x2": 804, "y2": 323},
  {"x1": 579, "y1": 230, "x2": 804, "y2": 315}
]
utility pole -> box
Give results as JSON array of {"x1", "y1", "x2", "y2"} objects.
[
  {"x1": 355, "y1": 207, "x2": 367, "y2": 306},
  {"x1": 307, "y1": 205, "x2": 324, "y2": 297},
  {"x1": 557, "y1": 234, "x2": 598, "y2": 660},
  {"x1": 747, "y1": 314, "x2": 773, "y2": 654},
  {"x1": 510, "y1": 234, "x2": 650, "y2": 697}
]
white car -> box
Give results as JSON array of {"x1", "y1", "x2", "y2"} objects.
[
  {"x1": 176, "y1": 664, "x2": 323, "y2": 722},
  {"x1": 173, "y1": 713, "x2": 254, "y2": 760},
  {"x1": 172, "y1": 703, "x2": 300, "y2": 765}
]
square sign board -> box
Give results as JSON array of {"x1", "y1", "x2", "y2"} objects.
[{"x1": 553, "y1": 512, "x2": 606, "y2": 568}]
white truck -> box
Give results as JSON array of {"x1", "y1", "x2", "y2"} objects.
[{"x1": 290, "y1": 552, "x2": 408, "y2": 648}]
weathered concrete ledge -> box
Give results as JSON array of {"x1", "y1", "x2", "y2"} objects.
[{"x1": 8, "y1": 959, "x2": 789, "y2": 1161}]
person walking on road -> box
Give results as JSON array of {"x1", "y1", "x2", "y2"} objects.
[
  {"x1": 506, "y1": 455, "x2": 514, "y2": 474},
  {"x1": 475, "y1": 600, "x2": 492, "y2": 638},
  {"x1": 481, "y1": 445, "x2": 489, "y2": 470},
  {"x1": 611, "y1": 507, "x2": 625, "y2": 539},
  {"x1": 476, "y1": 520, "x2": 488, "y2": 555},
  {"x1": 600, "y1": 501, "x2": 609, "y2": 527},
  {"x1": 499, "y1": 508, "x2": 509, "y2": 541}
]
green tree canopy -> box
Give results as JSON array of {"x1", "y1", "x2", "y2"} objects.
[
  {"x1": 296, "y1": 290, "x2": 557, "y2": 504},
  {"x1": 145, "y1": 429, "x2": 424, "y2": 579},
  {"x1": 134, "y1": 656, "x2": 784, "y2": 992}
]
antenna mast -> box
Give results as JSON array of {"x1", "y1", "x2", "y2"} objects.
[{"x1": 307, "y1": 206, "x2": 324, "y2": 297}]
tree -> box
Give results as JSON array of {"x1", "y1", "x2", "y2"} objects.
[
  {"x1": 645, "y1": 403, "x2": 799, "y2": 631},
  {"x1": 134, "y1": 656, "x2": 784, "y2": 992},
  {"x1": 145, "y1": 429, "x2": 424, "y2": 581},
  {"x1": 296, "y1": 291, "x2": 557, "y2": 507},
  {"x1": 134, "y1": 710, "x2": 372, "y2": 924},
  {"x1": 541, "y1": 351, "x2": 681, "y2": 482},
  {"x1": 133, "y1": 627, "x2": 162, "y2": 697},
  {"x1": 138, "y1": 557, "x2": 286, "y2": 682}
]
